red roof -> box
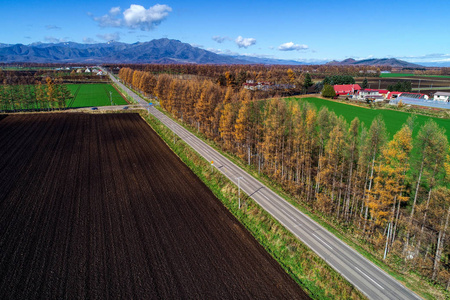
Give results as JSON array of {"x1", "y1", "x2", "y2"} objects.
[
  {"x1": 333, "y1": 84, "x2": 361, "y2": 95},
  {"x1": 386, "y1": 91, "x2": 402, "y2": 99}
]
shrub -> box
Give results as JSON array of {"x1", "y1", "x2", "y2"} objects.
[{"x1": 321, "y1": 84, "x2": 336, "y2": 98}]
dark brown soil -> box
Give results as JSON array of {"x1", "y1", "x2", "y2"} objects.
[
  {"x1": 356, "y1": 77, "x2": 450, "y2": 95},
  {"x1": 0, "y1": 113, "x2": 309, "y2": 300}
]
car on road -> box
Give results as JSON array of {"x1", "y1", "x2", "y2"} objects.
[
  {"x1": 91, "y1": 107, "x2": 98, "y2": 110},
  {"x1": 123, "y1": 106, "x2": 129, "y2": 110}
]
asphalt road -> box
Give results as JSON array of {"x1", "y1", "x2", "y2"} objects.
[{"x1": 103, "y1": 68, "x2": 422, "y2": 300}]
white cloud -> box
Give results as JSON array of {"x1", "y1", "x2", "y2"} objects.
[
  {"x1": 278, "y1": 42, "x2": 308, "y2": 51},
  {"x1": 123, "y1": 4, "x2": 172, "y2": 31},
  {"x1": 207, "y1": 48, "x2": 240, "y2": 56},
  {"x1": 46, "y1": 25, "x2": 61, "y2": 30},
  {"x1": 212, "y1": 36, "x2": 231, "y2": 43},
  {"x1": 92, "y1": 7, "x2": 123, "y2": 28},
  {"x1": 190, "y1": 43, "x2": 204, "y2": 48},
  {"x1": 109, "y1": 7, "x2": 121, "y2": 16},
  {"x1": 44, "y1": 36, "x2": 67, "y2": 43},
  {"x1": 92, "y1": 4, "x2": 171, "y2": 30},
  {"x1": 96, "y1": 32, "x2": 121, "y2": 41},
  {"x1": 83, "y1": 37, "x2": 97, "y2": 44},
  {"x1": 396, "y1": 53, "x2": 450, "y2": 63},
  {"x1": 235, "y1": 36, "x2": 256, "y2": 48}
]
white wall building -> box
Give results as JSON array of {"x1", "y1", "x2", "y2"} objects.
[{"x1": 433, "y1": 91, "x2": 450, "y2": 102}]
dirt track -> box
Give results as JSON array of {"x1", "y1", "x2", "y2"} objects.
[{"x1": 0, "y1": 113, "x2": 309, "y2": 299}]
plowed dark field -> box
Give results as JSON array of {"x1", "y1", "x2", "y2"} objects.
[{"x1": 0, "y1": 113, "x2": 309, "y2": 299}]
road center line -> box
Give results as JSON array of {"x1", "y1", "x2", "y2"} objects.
[
  {"x1": 354, "y1": 266, "x2": 385, "y2": 290},
  {"x1": 311, "y1": 233, "x2": 333, "y2": 250}
]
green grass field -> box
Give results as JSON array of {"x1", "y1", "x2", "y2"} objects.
[
  {"x1": 380, "y1": 73, "x2": 450, "y2": 79},
  {"x1": 66, "y1": 84, "x2": 127, "y2": 107},
  {"x1": 292, "y1": 97, "x2": 450, "y2": 139}
]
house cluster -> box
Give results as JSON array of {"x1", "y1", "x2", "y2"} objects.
[
  {"x1": 75, "y1": 67, "x2": 103, "y2": 76},
  {"x1": 332, "y1": 84, "x2": 448, "y2": 102},
  {"x1": 243, "y1": 80, "x2": 296, "y2": 91},
  {"x1": 243, "y1": 80, "x2": 272, "y2": 91}
]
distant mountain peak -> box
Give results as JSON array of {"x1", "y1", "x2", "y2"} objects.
[{"x1": 326, "y1": 57, "x2": 423, "y2": 68}]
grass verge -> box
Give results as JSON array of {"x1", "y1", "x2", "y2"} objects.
[{"x1": 139, "y1": 110, "x2": 365, "y2": 300}]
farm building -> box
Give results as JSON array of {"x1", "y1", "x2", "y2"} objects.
[
  {"x1": 433, "y1": 91, "x2": 450, "y2": 102},
  {"x1": 386, "y1": 91, "x2": 403, "y2": 99},
  {"x1": 354, "y1": 89, "x2": 389, "y2": 101},
  {"x1": 333, "y1": 84, "x2": 361, "y2": 96},
  {"x1": 397, "y1": 92, "x2": 429, "y2": 101}
]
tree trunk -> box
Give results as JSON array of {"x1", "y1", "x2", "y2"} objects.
[
  {"x1": 432, "y1": 206, "x2": 450, "y2": 281},
  {"x1": 363, "y1": 154, "x2": 376, "y2": 233},
  {"x1": 405, "y1": 159, "x2": 424, "y2": 252}
]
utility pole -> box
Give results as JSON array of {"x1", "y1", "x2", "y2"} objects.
[{"x1": 236, "y1": 176, "x2": 243, "y2": 209}]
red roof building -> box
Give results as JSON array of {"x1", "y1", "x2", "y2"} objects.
[
  {"x1": 386, "y1": 91, "x2": 402, "y2": 99},
  {"x1": 333, "y1": 84, "x2": 361, "y2": 96}
]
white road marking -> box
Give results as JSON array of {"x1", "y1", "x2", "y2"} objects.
[
  {"x1": 354, "y1": 266, "x2": 385, "y2": 290},
  {"x1": 311, "y1": 233, "x2": 333, "y2": 250}
]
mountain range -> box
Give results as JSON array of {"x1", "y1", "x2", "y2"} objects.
[
  {"x1": 0, "y1": 38, "x2": 428, "y2": 67},
  {"x1": 0, "y1": 39, "x2": 250, "y2": 64},
  {"x1": 326, "y1": 58, "x2": 423, "y2": 68}
]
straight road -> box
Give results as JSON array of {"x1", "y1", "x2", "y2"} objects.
[{"x1": 103, "y1": 68, "x2": 422, "y2": 300}]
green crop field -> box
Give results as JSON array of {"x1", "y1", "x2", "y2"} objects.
[
  {"x1": 291, "y1": 97, "x2": 450, "y2": 139},
  {"x1": 66, "y1": 84, "x2": 127, "y2": 107},
  {"x1": 380, "y1": 73, "x2": 450, "y2": 79}
]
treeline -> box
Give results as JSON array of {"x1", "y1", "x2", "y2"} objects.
[
  {"x1": 387, "y1": 81, "x2": 413, "y2": 92},
  {"x1": 0, "y1": 77, "x2": 72, "y2": 112},
  {"x1": 323, "y1": 75, "x2": 355, "y2": 85},
  {"x1": 110, "y1": 63, "x2": 381, "y2": 83},
  {"x1": 0, "y1": 69, "x2": 107, "y2": 85},
  {"x1": 119, "y1": 67, "x2": 450, "y2": 287}
]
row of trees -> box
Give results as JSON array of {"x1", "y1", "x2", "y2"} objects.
[
  {"x1": 119, "y1": 67, "x2": 450, "y2": 287},
  {"x1": 0, "y1": 77, "x2": 72, "y2": 111},
  {"x1": 387, "y1": 81, "x2": 413, "y2": 92},
  {"x1": 323, "y1": 75, "x2": 355, "y2": 85},
  {"x1": 111, "y1": 63, "x2": 381, "y2": 84}
]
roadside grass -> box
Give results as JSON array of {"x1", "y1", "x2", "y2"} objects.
[
  {"x1": 151, "y1": 105, "x2": 448, "y2": 300},
  {"x1": 66, "y1": 84, "x2": 127, "y2": 107},
  {"x1": 140, "y1": 110, "x2": 365, "y2": 300}
]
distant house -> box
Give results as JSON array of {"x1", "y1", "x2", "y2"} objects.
[
  {"x1": 96, "y1": 71, "x2": 104, "y2": 76},
  {"x1": 76, "y1": 69, "x2": 83, "y2": 74},
  {"x1": 333, "y1": 84, "x2": 361, "y2": 96},
  {"x1": 243, "y1": 80, "x2": 273, "y2": 91},
  {"x1": 85, "y1": 68, "x2": 91, "y2": 73},
  {"x1": 433, "y1": 91, "x2": 450, "y2": 102}
]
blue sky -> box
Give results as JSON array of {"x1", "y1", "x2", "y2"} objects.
[{"x1": 2, "y1": 0, "x2": 450, "y2": 64}]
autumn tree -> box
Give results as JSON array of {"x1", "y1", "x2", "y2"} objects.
[
  {"x1": 367, "y1": 124, "x2": 412, "y2": 255},
  {"x1": 234, "y1": 91, "x2": 253, "y2": 163},
  {"x1": 219, "y1": 103, "x2": 236, "y2": 150},
  {"x1": 362, "y1": 116, "x2": 387, "y2": 233},
  {"x1": 405, "y1": 120, "x2": 449, "y2": 251}
]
